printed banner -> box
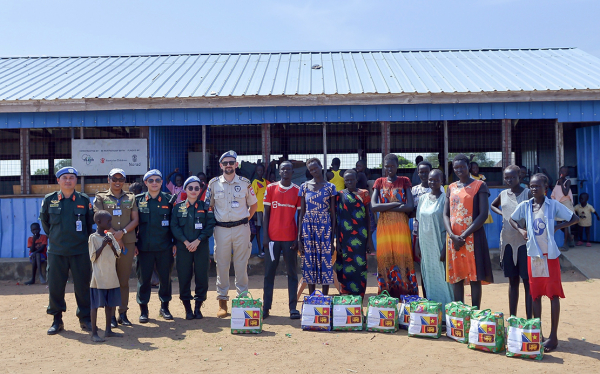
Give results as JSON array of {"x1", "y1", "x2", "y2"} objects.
[{"x1": 72, "y1": 139, "x2": 148, "y2": 176}]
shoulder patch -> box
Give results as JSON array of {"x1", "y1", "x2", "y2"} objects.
[
  {"x1": 238, "y1": 176, "x2": 251, "y2": 184},
  {"x1": 44, "y1": 191, "x2": 58, "y2": 199},
  {"x1": 80, "y1": 192, "x2": 90, "y2": 199},
  {"x1": 208, "y1": 177, "x2": 219, "y2": 185},
  {"x1": 135, "y1": 193, "x2": 145, "y2": 199}
]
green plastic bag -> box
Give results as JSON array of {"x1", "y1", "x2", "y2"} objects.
[
  {"x1": 366, "y1": 291, "x2": 399, "y2": 333},
  {"x1": 506, "y1": 317, "x2": 543, "y2": 360},
  {"x1": 332, "y1": 295, "x2": 363, "y2": 331},
  {"x1": 408, "y1": 300, "x2": 442, "y2": 339},
  {"x1": 467, "y1": 309, "x2": 506, "y2": 353},
  {"x1": 444, "y1": 301, "x2": 477, "y2": 343},
  {"x1": 231, "y1": 291, "x2": 263, "y2": 334}
]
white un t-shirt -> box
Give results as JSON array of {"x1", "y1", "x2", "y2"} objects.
[{"x1": 532, "y1": 204, "x2": 548, "y2": 255}]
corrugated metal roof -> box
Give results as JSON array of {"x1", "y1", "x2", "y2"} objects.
[{"x1": 1, "y1": 48, "x2": 600, "y2": 102}]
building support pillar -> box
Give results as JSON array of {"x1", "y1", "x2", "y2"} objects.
[
  {"x1": 202, "y1": 125, "x2": 207, "y2": 175},
  {"x1": 501, "y1": 119, "x2": 512, "y2": 169},
  {"x1": 322, "y1": 123, "x2": 328, "y2": 177},
  {"x1": 261, "y1": 123, "x2": 271, "y2": 166},
  {"x1": 80, "y1": 127, "x2": 85, "y2": 193},
  {"x1": 20, "y1": 128, "x2": 30, "y2": 195},
  {"x1": 381, "y1": 121, "x2": 390, "y2": 163},
  {"x1": 443, "y1": 120, "x2": 449, "y2": 183},
  {"x1": 555, "y1": 120, "x2": 564, "y2": 177}
]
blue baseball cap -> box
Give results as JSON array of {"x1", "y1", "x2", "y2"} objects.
[
  {"x1": 183, "y1": 176, "x2": 202, "y2": 190},
  {"x1": 56, "y1": 167, "x2": 79, "y2": 178},
  {"x1": 143, "y1": 169, "x2": 163, "y2": 181},
  {"x1": 219, "y1": 150, "x2": 237, "y2": 163}
]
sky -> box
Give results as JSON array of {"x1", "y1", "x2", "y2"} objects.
[{"x1": 1, "y1": 0, "x2": 599, "y2": 58}]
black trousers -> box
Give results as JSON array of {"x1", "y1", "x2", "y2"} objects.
[
  {"x1": 46, "y1": 252, "x2": 91, "y2": 322},
  {"x1": 263, "y1": 241, "x2": 298, "y2": 311},
  {"x1": 136, "y1": 250, "x2": 173, "y2": 305},
  {"x1": 176, "y1": 243, "x2": 210, "y2": 302}
]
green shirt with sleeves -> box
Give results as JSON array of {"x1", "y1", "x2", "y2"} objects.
[
  {"x1": 39, "y1": 190, "x2": 94, "y2": 256},
  {"x1": 170, "y1": 199, "x2": 216, "y2": 249},
  {"x1": 135, "y1": 191, "x2": 174, "y2": 252}
]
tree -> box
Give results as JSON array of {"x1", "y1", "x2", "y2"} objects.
[
  {"x1": 424, "y1": 152, "x2": 496, "y2": 169},
  {"x1": 33, "y1": 159, "x2": 72, "y2": 176},
  {"x1": 378, "y1": 155, "x2": 416, "y2": 169}
]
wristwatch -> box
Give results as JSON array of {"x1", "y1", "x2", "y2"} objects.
[{"x1": 122, "y1": 228, "x2": 128, "y2": 235}]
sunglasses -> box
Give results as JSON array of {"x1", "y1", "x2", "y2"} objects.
[
  {"x1": 111, "y1": 177, "x2": 126, "y2": 183},
  {"x1": 187, "y1": 186, "x2": 201, "y2": 191},
  {"x1": 221, "y1": 161, "x2": 236, "y2": 166},
  {"x1": 146, "y1": 178, "x2": 162, "y2": 184}
]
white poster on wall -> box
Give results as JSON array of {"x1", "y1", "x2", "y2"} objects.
[{"x1": 72, "y1": 139, "x2": 148, "y2": 176}]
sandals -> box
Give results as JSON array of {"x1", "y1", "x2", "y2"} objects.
[{"x1": 290, "y1": 310, "x2": 301, "y2": 319}]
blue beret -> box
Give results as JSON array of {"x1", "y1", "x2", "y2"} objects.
[
  {"x1": 183, "y1": 176, "x2": 201, "y2": 190},
  {"x1": 143, "y1": 169, "x2": 163, "y2": 181},
  {"x1": 219, "y1": 150, "x2": 237, "y2": 163},
  {"x1": 56, "y1": 167, "x2": 78, "y2": 178}
]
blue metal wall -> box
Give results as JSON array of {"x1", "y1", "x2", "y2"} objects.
[
  {"x1": 0, "y1": 197, "x2": 44, "y2": 258},
  {"x1": 576, "y1": 125, "x2": 600, "y2": 242},
  {"x1": 2, "y1": 101, "x2": 600, "y2": 129}
]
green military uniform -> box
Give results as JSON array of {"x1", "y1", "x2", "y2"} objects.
[
  {"x1": 135, "y1": 191, "x2": 174, "y2": 306},
  {"x1": 171, "y1": 199, "x2": 216, "y2": 302},
  {"x1": 93, "y1": 189, "x2": 138, "y2": 313},
  {"x1": 39, "y1": 190, "x2": 94, "y2": 322}
]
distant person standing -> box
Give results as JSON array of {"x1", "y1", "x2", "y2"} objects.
[
  {"x1": 251, "y1": 163, "x2": 268, "y2": 258},
  {"x1": 39, "y1": 167, "x2": 94, "y2": 335},
  {"x1": 135, "y1": 169, "x2": 175, "y2": 323},
  {"x1": 25, "y1": 222, "x2": 48, "y2": 285},
  {"x1": 94, "y1": 168, "x2": 139, "y2": 327},
  {"x1": 411, "y1": 155, "x2": 424, "y2": 186},
  {"x1": 206, "y1": 151, "x2": 258, "y2": 318},
  {"x1": 166, "y1": 168, "x2": 186, "y2": 204},
  {"x1": 354, "y1": 159, "x2": 369, "y2": 190},
  {"x1": 327, "y1": 157, "x2": 345, "y2": 193},
  {"x1": 551, "y1": 166, "x2": 575, "y2": 249}
]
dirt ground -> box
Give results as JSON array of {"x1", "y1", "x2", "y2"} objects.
[{"x1": 2, "y1": 270, "x2": 599, "y2": 374}]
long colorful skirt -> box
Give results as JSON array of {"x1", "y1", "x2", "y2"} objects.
[{"x1": 376, "y1": 211, "x2": 418, "y2": 298}]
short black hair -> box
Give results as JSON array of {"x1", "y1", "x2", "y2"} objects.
[
  {"x1": 453, "y1": 154, "x2": 470, "y2": 166},
  {"x1": 30, "y1": 222, "x2": 40, "y2": 229},
  {"x1": 530, "y1": 173, "x2": 549, "y2": 187},
  {"x1": 418, "y1": 161, "x2": 433, "y2": 170},
  {"x1": 196, "y1": 172, "x2": 206, "y2": 178},
  {"x1": 255, "y1": 163, "x2": 265, "y2": 170},
  {"x1": 429, "y1": 168, "x2": 444, "y2": 178},
  {"x1": 356, "y1": 159, "x2": 367, "y2": 166},
  {"x1": 332, "y1": 158, "x2": 341, "y2": 165},
  {"x1": 343, "y1": 169, "x2": 357, "y2": 177},
  {"x1": 415, "y1": 155, "x2": 424, "y2": 163},
  {"x1": 383, "y1": 153, "x2": 399, "y2": 166},
  {"x1": 94, "y1": 210, "x2": 112, "y2": 223},
  {"x1": 280, "y1": 160, "x2": 293, "y2": 168},
  {"x1": 306, "y1": 158, "x2": 322, "y2": 168},
  {"x1": 580, "y1": 192, "x2": 590, "y2": 199},
  {"x1": 504, "y1": 165, "x2": 520, "y2": 174},
  {"x1": 129, "y1": 182, "x2": 143, "y2": 194}
]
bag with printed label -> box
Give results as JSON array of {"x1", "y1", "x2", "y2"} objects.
[
  {"x1": 332, "y1": 295, "x2": 363, "y2": 331},
  {"x1": 366, "y1": 290, "x2": 399, "y2": 333},
  {"x1": 506, "y1": 317, "x2": 543, "y2": 360},
  {"x1": 444, "y1": 301, "x2": 477, "y2": 343},
  {"x1": 467, "y1": 309, "x2": 506, "y2": 353},
  {"x1": 408, "y1": 300, "x2": 443, "y2": 339},
  {"x1": 230, "y1": 291, "x2": 263, "y2": 334},
  {"x1": 301, "y1": 290, "x2": 332, "y2": 331},
  {"x1": 398, "y1": 295, "x2": 423, "y2": 329}
]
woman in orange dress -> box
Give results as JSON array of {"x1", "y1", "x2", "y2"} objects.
[
  {"x1": 371, "y1": 153, "x2": 418, "y2": 298},
  {"x1": 443, "y1": 154, "x2": 493, "y2": 309}
]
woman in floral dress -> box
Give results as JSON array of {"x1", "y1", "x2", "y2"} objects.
[{"x1": 443, "y1": 154, "x2": 493, "y2": 310}]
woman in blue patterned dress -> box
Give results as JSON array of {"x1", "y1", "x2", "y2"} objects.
[{"x1": 298, "y1": 158, "x2": 337, "y2": 296}]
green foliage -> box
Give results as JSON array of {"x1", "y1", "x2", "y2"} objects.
[{"x1": 33, "y1": 159, "x2": 72, "y2": 176}]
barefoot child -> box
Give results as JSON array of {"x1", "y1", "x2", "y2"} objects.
[
  {"x1": 491, "y1": 165, "x2": 532, "y2": 319},
  {"x1": 89, "y1": 210, "x2": 124, "y2": 342},
  {"x1": 574, "y1": 192, "x2": 599, "y2": 247},
  {"x1": 510, "y1": 173, "x2": 579, "y2": 352},
  {"x1": 25, "y1": 223, "x2": 48, "y2": 285}
]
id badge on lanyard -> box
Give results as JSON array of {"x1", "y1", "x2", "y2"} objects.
[
  {"x1": 195, "y1": 217, "x2": 203, "y2": 230},
  {"x1": 162, "y1": 214, "x2": 169, "y2": 227},
  {"x1": 113, "y1": 195, "x2": 124, "y2": 216},
  {"x1": 76, "y1": 215, "x2": 82, "y2": 232}
]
